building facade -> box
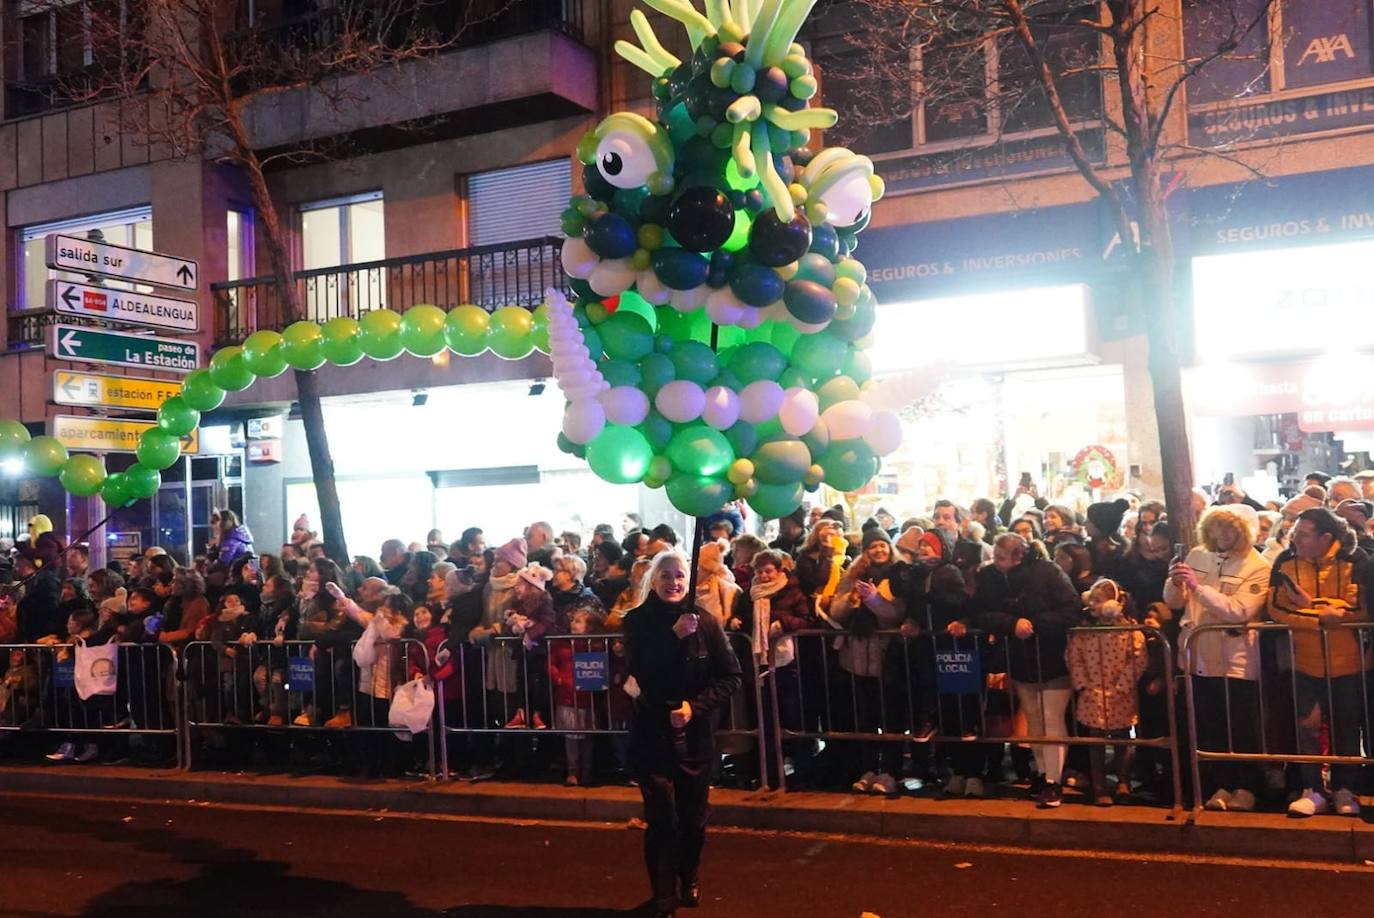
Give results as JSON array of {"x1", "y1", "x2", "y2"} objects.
[{"x1": 2, "y1": 0, "x2": 1372, "y2": 559}]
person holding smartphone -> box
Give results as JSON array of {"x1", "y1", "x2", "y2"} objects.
[
  {"x1": 1268, "y1": 507, "x2": 1367, "y2": 818},
  {"x1": 624, "y1": 550, "x2": 742, "y2": 917},
  {"x1": 1165, "y1": 505, "x2": 1270, "y2": 813}
]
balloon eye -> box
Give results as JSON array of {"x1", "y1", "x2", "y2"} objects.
[
  {"x1": 595, "y1": 130, "x2": 657, "y2": 189},
  {"x1": 820, "y1": 173, "x2": 874, "y2": 229}
]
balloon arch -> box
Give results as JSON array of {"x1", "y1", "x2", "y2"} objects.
[{"x1": 1, "y1": 0, "x2": 921, "y2": 522}]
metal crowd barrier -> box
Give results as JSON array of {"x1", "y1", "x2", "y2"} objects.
[
  {"x1": 181, "y1": 637, "x2": 436, "y2": 778},
  {"x1": 433, "y1": 631, "x2": 770, "y2": 784},
  {"x1": 0, "y1": 642, "x2": 183, "y2": 768},
  {"x1": 1182, "y1": 620, "x2": 1374, "y2": 815},
  {"x1": 771, "y1": 625, "x2": 1183, "y2": 808}
]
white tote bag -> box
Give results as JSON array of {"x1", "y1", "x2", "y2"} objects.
[
  {"x1": 388, "y1": 678, "x2": 435, "y2": 735},
  {"x1": 73, "y1": 640, "x2": 119, "y2": 701}
]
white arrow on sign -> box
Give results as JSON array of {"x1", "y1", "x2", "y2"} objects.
[
  {"x1": 47, "y1": 280, "x2": 200, "y2": 333},
  {"x1": 45, "y1": 234, "x2": 199, "y2": 291},
  {"x1": 58, "y1": 329, "x2": 81, "y2": 359}
]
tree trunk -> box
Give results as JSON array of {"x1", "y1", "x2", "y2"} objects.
[{"x1": 234, "y1": 137, "x2": 350, "y2": 565}]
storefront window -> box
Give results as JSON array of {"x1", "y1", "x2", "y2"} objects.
[{"x1": 18, "y1": 206, "x2": 152, "y2": 311}]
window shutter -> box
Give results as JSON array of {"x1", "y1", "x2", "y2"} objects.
[{"x1": 467, "y1": 159, "x2": 571, "y2": 246}]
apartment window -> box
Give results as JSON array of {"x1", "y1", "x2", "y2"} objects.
[
  {"x1": 226, "y1": 207, "x2": 256, "y2": 282},
  {"x1": 466, "y1": 160, "x2": 571, "y2": 245},
  {"x1": 300, "y1": 191, "x2": 384, "y2": 270},
  {"x1": 814, "y1": 4, "x2": 1101, "y2": 156},
  {"x1": 18, "y1": 206, "x2": 152, "y2": 311}
]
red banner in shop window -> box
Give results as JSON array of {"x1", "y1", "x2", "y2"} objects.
[{"x1": 1185, "y1": 357, "x2": 1374, "y2": 432}]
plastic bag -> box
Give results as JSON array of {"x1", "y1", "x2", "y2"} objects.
[
  {"x1": 388, "y1": 678, "x2": 435, "y2": 735},
  {"x1": 74, "y1": 639, "x2": 118, "y2": 700}
]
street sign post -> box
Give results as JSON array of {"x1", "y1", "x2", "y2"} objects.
[
  {"x1": 48, "y1": 280, "x2": 199, "y2": 332},
  {"x1": 48, "y1": 324, "x2": 199, "y2": 373},
  {"x1": 50, "y1": 415, "x2": 199, "y2": 455},
  {"x1": 51, "y1": 371, "x2": 182, "y2": 412},
  {"x1": 45, "y1": 234, "x2": 198, "y2": 291}
]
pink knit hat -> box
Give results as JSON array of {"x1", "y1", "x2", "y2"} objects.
[{"x1": 495, "y1": 538, "x2": 528, "y2": 570}]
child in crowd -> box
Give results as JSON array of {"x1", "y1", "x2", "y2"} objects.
[
  {"x1": 1066, "y1": 579, "x2": 1148, "y2": 806},
  {"x1": 503, "y1": 564, "x2": 554, "y2": 729},
  {"x1": 549, "y1": 607, "x2": 607, "y2": 786}
]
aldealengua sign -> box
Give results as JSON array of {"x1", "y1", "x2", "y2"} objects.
[{"x1": 47, "y1": 281, "x2": 199, "y2": 333}]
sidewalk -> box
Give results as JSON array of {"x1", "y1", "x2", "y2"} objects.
[{"x1": 4, "y1": 764, "x2": 1373, "y2": 862}]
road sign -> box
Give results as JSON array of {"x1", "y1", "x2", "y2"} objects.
[
  {"x1": 49, "y1": 324, "x2": 199, "y2": 374},
  {"x1": 48, "y1": 280, "x2": 199, "y2": 332},
  {"x1": 51, "y1": 370, "x2": 182, "y2": 412},
  {"x1": 50, "y1": 415, "x2": 199, "y2": 455},
  {"x1": 45, "y1": 233, "x2": 198, "y2": 291}
]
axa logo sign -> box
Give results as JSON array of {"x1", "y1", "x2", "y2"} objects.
[{"x1": 1296, "y1": 34, "x2": 1356, "y2": 66}]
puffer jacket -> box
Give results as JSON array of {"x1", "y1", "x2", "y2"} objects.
[
  {"x1": 1067, "y1": 626, "x2": 1149, "y2": 730},
  {"x1": 829, "y1": 559, "x2": 906, "y2": 678},
  {"x1": 216, "y1": 526, "x2": 254, "y2": 568},
  {"x1": 1268, "y1": 542, "x2": 1369, "y2": 678},
  {"x1": 1164, "y1": 545, "x2": 1269, "y2": 679},
  {"x1": 969, "y1": 556, "x2": 1082, "y2": 683}
]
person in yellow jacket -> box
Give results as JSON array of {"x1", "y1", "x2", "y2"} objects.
[{"x1": 1268, "y1": 507, "x2": 1370, "y2": 818}]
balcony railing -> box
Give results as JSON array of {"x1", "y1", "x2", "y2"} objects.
[
  {"x1": 223, "y1": 0, "x2": 585, "y2": 89},
  {"x1": 209, "y1": 235, "x2": 566, "y2": 347}
]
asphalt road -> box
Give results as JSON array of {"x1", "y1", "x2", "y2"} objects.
[{"x1": 1, "y1": 794, "x2": 1372, "y2": 917}]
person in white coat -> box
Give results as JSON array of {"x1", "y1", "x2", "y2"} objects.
[{"x1": 1164, "y1": 505, "x2": 1270, "y2": 812}]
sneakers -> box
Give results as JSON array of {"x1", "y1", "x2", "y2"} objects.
[
  {"x1": 964, "y1": 776, "x2": 985, "y2": 799},
  {"x1": 45, "y1": 742, "x2": 76, "y2": 763},
  {"x1": 505, "y1": 709, "x2": 527, "y2": 729},
  {"x1": 1288, "y1": 789, "x2": 1328, "y2": 818},
  {"x1": 532, "y1": 711, "x2": 547, "y2": 730},
  {"x1": 911, "y1": 723, "x2": 936, "y2": 743},
  {"x1": 944, "y1": 774, "x2": 966, "y2": 797},
  {"x1": 1094, "y1": 794, "x2": 1114, "y2": 807},
  {"x1": 565, "y1": 774, "x2": 580, "y2": 787},
  {"x1": 292, "y1": 712, "x2": 314, "y2": 727},
  {"x1": 1228, "y1": 789, "x2": 1257, "y2": 813},
  {"x1": 267, "y1": 715, "x2": 285, "y2": 727},
  {"x1": 323, "y1": 710, "x2": 352, "y2": 729},
  {"x1": 1036, "y1": 781, "x2": 1063, "y2": 809},
  {"x1": 870, "y1": 773, "x2": 898, "y2": 796},
  {"x1": 1204, "y1": 789, "x2": 1233, "y2": 812},
  {"x1": 1335, "y1": 788, "x2": 1361, "y2": 817},
  {"x1": 466, "y1": 763, "x2": 497, "y2": 783},
  {"x1": 74, "y1": 743, "x2": 99, "y2": 763},
  {"x1": 852, "y1": 770, "x2": 877, "y2": 793}
]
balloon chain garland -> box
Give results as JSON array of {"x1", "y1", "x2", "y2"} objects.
[
  {"x1": 0, "y1": 303, "x2": 551, "y2": 508},
  {"x1": 549, "y1": 0, "x2": 925, "y2": 520}
]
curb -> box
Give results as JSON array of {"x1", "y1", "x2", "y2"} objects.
[{"x1": 2, "y1": 766, "x2": 1370, "y2": 862}]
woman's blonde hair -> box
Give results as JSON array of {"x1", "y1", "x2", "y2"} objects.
[
  {"x1": 1197, "y1": 506, "x2": 1256, "y2": 552},
  {"x1": 642, "y1": 549, "x2": 689, "y2": 602}
]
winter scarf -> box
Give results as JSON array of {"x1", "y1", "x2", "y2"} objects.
[{"x1": 749, "y1": 574, "x2": 792, "y2": 667}]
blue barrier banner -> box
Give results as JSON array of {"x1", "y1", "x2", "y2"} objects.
[
  {"x1": 287, "y1": 657, "x2": 314, "y2": 691},
  {"x1": 573, "y1": 651, "x2": 609, "y2": 692},
  {"x1": 935, "y1": 644, "x2": 982, "y2": 695},
  {"x1": 54, "y1": 659, "x2": 75, "y2": 689}
]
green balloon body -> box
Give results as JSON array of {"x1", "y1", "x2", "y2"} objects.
[
  {"x1": 770, "y1": 321, "x2": 801, "y2": 357},
  {"x1": 819, "y1": 438, "x2": 878, "y2": 492},
  {"x1": 637, "y1": 412, "x2": 674, "y2": 452},
  {"x1": 25, "y1": 436, "x2": 69, "y2": 476},
  {"x1": 778, "y1": 366, "x2": 811, "y2": 389},
  {"x1": 60, "y1": 454, "x2": 107, "y2": 496},
  {"x1": 100, "y1": 472, "x2": 132, "y2": 509},
  {"x1": 487, "y1": 307, "x2": 535, "y2": 360},
  {"x1": 747, "y1": 481, "x2": 805, "y2": 519},
  {"x1": 751, "y1": 439, "x2": 811, "y2": 484},
  {"x1": 586, "y1": 425, "x2": 654, "y2": 484},
  {"x1": 136, "y1": 428, "x2": 182, "y2": 471},
  {"x1": 530, "y1": 304, "x2": 551, "y2": 354},
  {"x1": 599, "y1": 359, "x2": 643, "y2": 388},
  {"x1": 669, "y1": 340, "x2": 719, "y2": 385},
  {"x1": 400, "y1": 304, "x2": 449, "y2": 357},
  {"x1": 581, "y1": 326, "x2": 604, "y2": 362},
  {"x1": 665, "y1": 472, "x2": 732, "y2": 517},
  {"x1": 445, "y1": 306, "x2": 491, "y2": 356},
  {"x1": 320, "y1": 317, "x2": 365, "y2": 366},
  {"x1": 728, "y1": 341, "x2": 787, "y2": 385},
  {"x1": 614, "y1": 291, "x2": 658, "y2": 329},
  {"x1": 801, "y1": 418, "x2": 831, "y2": 457},
  {"x1": 281, "y1": 321, "x2": 327, "y2": 371},
  {"x1": 723, "y1": 420, "x2": 759, "y2": 458},
  {"x1": 125, "y1": 463, "x2": 163, "y2": 500},
  {"x1": 842, "y1": 348, "x2": 873, "y2": 385},
  {"x1": 0, "y1": 419, "x2": 31, "y2": 458},
  {"x1": 599, "y1": 312, "x2": 655, "y2": 362},
  {"x1": 817, "y1": 375, "x2": 862, "y2": 412},
  {"x1": 242, "y1": 330, "x2": 288, "y2": 378},
  {"x1": 208, "y1": 346, "x2": 255, "y2": 391},
  {"x1": 639, "y1": 353, "x2": 677, "y2": 397},
  {"x1": 666, "y1": 424, "x2": 735, "y2": 477},
  {"x1": 790, "y1": 332, "x2": 848, "y2": 379},
  {"x1": 180, "y1": 369, "x2": 227, "y2": 412},
  {"x1": 358, "y1": 309, "x2": 405, "y2": 361},
  {"x1": 156, "y1": 396, "x2": 201, "y2": 437}
]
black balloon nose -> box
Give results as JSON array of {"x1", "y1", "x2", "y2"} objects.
[{"x1": 666, "y1": 186, "x2": 736, "y2": 252}]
